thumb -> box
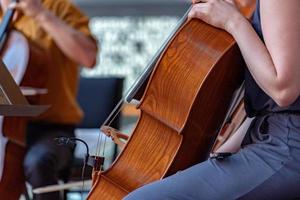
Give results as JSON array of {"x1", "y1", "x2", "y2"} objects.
[
  {"x1": 8, "y1": 2, "x2": 19, "y2": 10},
  {"x1": 8, "y1": 1, "x2": 26, "y2": 11},
  {"x1": 7, "y1": 2, "x2": 21, "y2": 21},
  {"x1": 188, "y1": 7, "x2": 196, "y2": 19}
]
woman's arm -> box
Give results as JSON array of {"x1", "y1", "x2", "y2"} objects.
[
  {"x1": 9, "y1": 0, "x2": 97, "y2": 68},
  {"x1": 189, "y1": 0, "x2": 300, "y2": 107}
]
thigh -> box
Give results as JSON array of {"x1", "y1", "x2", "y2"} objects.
[
  {"x1": 125, "y1": 115, "x2": 300, "y2": 200},
  {"x1": 24, "y1": 135, "x2": 73, "y2": 171},
  {"x1": 24, "y1": 125, "x2": 75, "y2": 174},
  {"x1": 239, "y1": 162, "x2": 300, "y2": 200},
  {"x1": 124, "y1": 146, "x2": 290, "y2": 200}
]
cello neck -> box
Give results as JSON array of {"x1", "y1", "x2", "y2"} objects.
[
  {"x1": 0, "y1": 0, "x2": 17, "y2": 44},
  {"x1": 125, "y1": 6, "x2": 192, "y2": 103}
]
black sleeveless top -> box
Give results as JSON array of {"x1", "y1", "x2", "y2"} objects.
[{"x1": 244, "y1": 0, "x2": 300, "y2": 117}]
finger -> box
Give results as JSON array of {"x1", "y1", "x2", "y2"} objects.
[
  {"x1": 188, "y1": 4, "x2": 206, "y2": 19},
  {"x1": 8, "y1": 2, "x2": 18, "y2": 9},
  {"x1": 6, "y1": 2, "x2": 20, "y2": 21},
  {"x1": 188, "y1": 8, "x2": 196, "y2": 19},
  {"x1": 188, "y1": 5, "x2": 197, "y2": 19},
  {"x1": 8, "y1": 1, "x2": 26, "y2": 11},
  {"x1": 12, "y1": 12, "x2": 19, "y2": 21}
]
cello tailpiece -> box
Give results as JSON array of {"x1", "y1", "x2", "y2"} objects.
[{"x1": 87, "y1": 155, "x2": 105, "y2": 171}]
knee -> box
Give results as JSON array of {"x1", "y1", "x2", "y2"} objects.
[
  {"x1": 123, "y1": 190, "x2": 149, "y2": 200},
  {"x1": 23, "y1": 146, "x2": 56, "y2": 181},
  {"x1": 123, "y1": 184, "x2": 166, "y2": 200}
]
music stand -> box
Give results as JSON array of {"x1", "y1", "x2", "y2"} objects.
[{"x1": 0, "y1": 59, "x2": 48, "y2": 116}]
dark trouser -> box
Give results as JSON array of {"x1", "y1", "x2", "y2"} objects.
[{"x1": 24, "y1": 122, "x2": 75, "y2": 200}]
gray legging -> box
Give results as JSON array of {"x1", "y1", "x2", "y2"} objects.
[{"x1": 124, "y1": 113, "x2": 300, "y2": 200}]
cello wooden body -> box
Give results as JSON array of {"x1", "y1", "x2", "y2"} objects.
[{"x1": 88, "y1": 1, "x2": 256, "y2": 199}]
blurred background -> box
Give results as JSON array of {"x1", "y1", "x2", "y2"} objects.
[{"x1": 77, "y1": 0, "x2": 189, "y2": 91}]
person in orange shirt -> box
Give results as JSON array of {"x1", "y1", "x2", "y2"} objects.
[{"x1": 0, "y1": 0, "x2": 97, "y2": 199}]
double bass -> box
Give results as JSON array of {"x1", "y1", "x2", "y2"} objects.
[
  {"x1": 0, "y1": 1, "x2": 48, "y2": 199},
  {"x1": 87, "y1": 0, "x2": 256, "y2": 199}
]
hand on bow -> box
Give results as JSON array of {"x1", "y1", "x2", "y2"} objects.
[
  {"x1": 188, "y1": 0, "x2": 244, "y2": 33},
  {"x1": 8, "y1": 0, "x2": 45, "y2": 20}
]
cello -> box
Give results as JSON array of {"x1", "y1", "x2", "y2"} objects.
[
  {"x1": 87, "y1": 0, "x2": 256, "y2": 199},
  {"x1": 0, "y1": 1, "x2": 48, "y2": 199}
]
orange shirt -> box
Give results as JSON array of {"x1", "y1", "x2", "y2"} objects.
[{"x1": 1, "y1": 0, "x2": 96, "y2": 124}]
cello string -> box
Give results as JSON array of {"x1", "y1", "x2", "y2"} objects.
[
  {"x1": 95, "y1": 99, "x2": 124, "y2": 156},
  {"x1": 94, "y1": 5, "x2": 193, "y2": 159},
  {"x1": 95, "y1": 98, "x2": 123, "y2": 156},
  {"x1": 125, "y1": 6, "x2": 192, "y2": 102},
  {"x1": 101, "y1": 104, "x2": 123, "y2": 157}
]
